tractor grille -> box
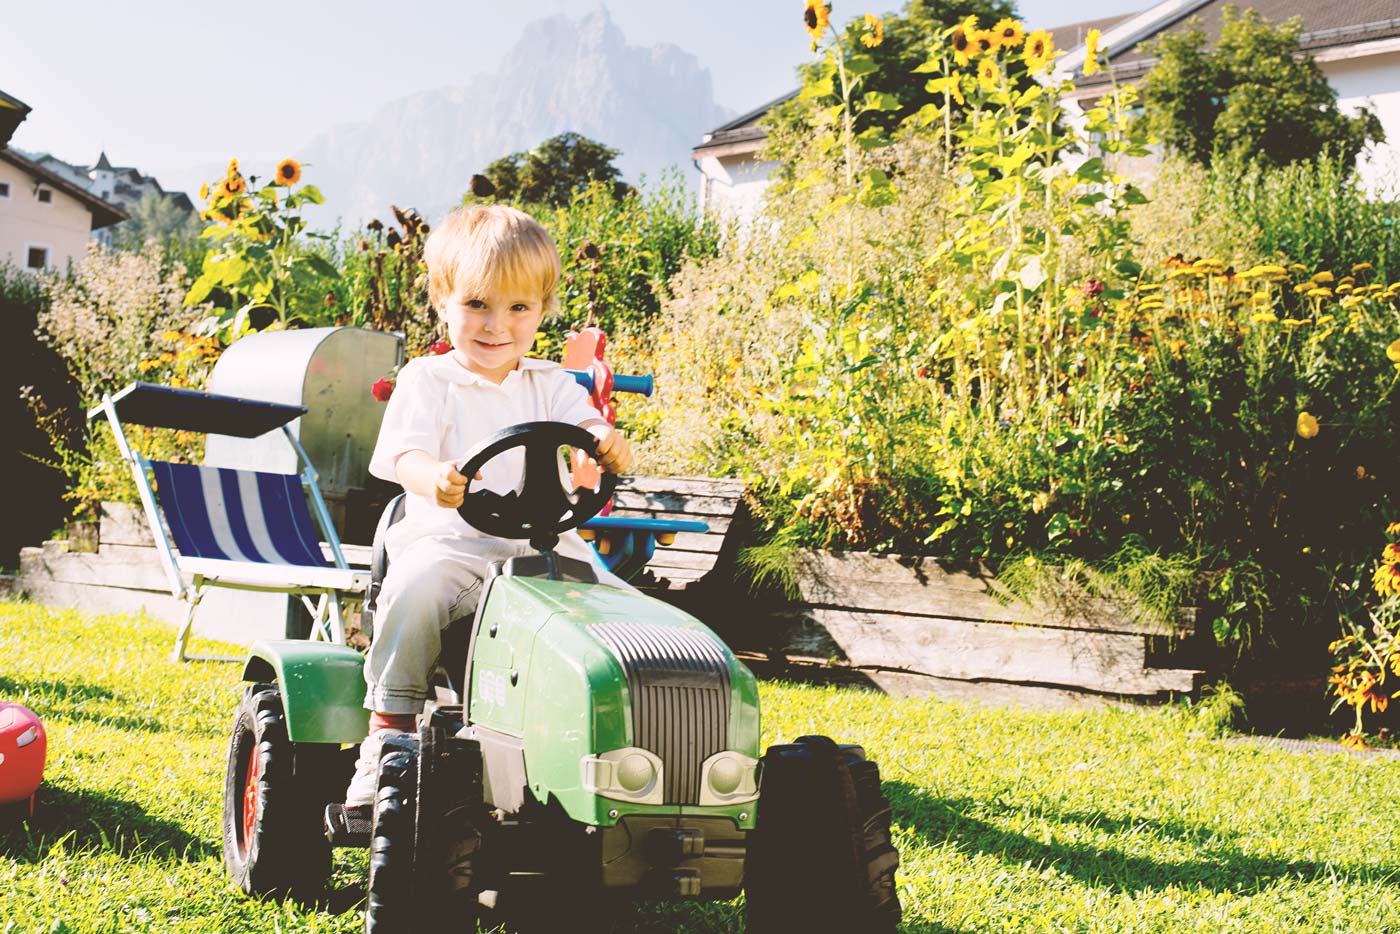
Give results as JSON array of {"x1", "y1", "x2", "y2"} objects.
[{"x1": 589, "y1": 622, "x2": 731, "y2": 805}]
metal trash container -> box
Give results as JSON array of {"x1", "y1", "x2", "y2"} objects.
[{"x1": 205, "y1": 326, "x2": 402, "y2": 543}]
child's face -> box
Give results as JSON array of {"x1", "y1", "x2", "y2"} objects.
[{"x1": 437, "y1": 281, "x2": 547, "y2": 383}]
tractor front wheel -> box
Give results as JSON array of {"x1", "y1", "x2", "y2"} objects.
[
  {"x1": 744, "y1": 735, "x2": 902, "y2": 933},
  {"x1": 222, "y1": 683, "x2": 332, "y2": 898}
]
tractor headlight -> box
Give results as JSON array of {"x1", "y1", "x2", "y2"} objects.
[
  {"x1": 581, "y1": 747, "x2": 663, "y2": 805},
  {"x1": 698, "y1": 751, "x2": 759, "y2": 806}
]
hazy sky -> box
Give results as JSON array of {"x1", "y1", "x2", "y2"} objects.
[{"x1": 1, "y1": 0, "x2": 1145, "y2": 196}]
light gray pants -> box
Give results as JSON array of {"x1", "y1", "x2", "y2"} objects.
[{"x1": 363, "y1": 529, "x2": 630, "y2": 714}]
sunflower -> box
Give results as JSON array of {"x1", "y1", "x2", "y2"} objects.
[
  {"x1": 198, "y1": 182, "x2": 209, "y2": 202},
  {"x1": 972, "y1": 30, "x2": 999, "y2": 57},
  {"x1": 221, "y1": 174, "x2": 246, "y2": 196},
  {"x1": 274, "y1": 158, "x2": 302, "y2": 187},
  {"x1": 950, "y1": 17, "x2": 976, "y2": 66},
  {"x1": 803, "y1": 1, "x2": 830, "y2": 42},
  {"x1": 861, "y1": 13, "x2": 884, "y2": 48},
  {"x1": 1296, "y1": 411, "x2": 1319, "y2": 439},
  {"x1": 1023, "y1": 29, "x2": 1054, "y2": 72},
  {"x1": 1083, "y1": 28, "x2": 1103, "y2": 76},
  {"x1": 977, "y1": 58, "x2": 999, "y2": 91},
  {"x1": 992, "y1": 18, "x2": 1024, "y2": 47},
  {"x1": 226, "y1": 157, "x2": 240, "y2": 179},
  {"x1": 1387, "y1": 339, "x2": 1400, "y2": 362}
]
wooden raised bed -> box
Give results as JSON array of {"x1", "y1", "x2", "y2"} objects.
[{"x1": 720, "y1": 550, "x2": 1207, "y2": 703}]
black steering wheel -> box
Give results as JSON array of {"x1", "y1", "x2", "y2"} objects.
[{"x1": 456, "y1": 421, "x2": 617, "y2": 550}]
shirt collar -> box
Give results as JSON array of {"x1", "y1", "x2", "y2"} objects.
[{"x1": 433, "y1": 352, "x2": 558, "y2": 387}]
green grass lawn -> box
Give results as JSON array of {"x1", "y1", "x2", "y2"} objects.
[{"x1": 2, "y1": 600, "x2": 1399, "y2": 933}]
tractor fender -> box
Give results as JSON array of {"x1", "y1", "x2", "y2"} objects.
[{"x1": 241, "y1": 640, "x2": 370, "y2": 744}]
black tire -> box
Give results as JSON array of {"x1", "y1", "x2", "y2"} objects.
[
  {"x1": 222, "y1": 683, "x2": 332, "y2": 898},
  {"x1": 366, "y1": 737, "x2": 419, "y2": 933},
  {"x1": 745, "y1": 735, "x2": 902, "y2": 933}
]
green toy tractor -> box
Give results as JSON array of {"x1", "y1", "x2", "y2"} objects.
[{"x1": 221, "y1": 422, "x2": 902, "y2": 931}]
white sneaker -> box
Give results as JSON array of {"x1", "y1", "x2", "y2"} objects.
[{"x1": 343, "y1": 727, "x2": 405, "y2": 808}]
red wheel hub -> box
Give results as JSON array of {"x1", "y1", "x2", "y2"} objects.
[{"x1": 240, "y1": 740, "x2": 259, "y2": 858}]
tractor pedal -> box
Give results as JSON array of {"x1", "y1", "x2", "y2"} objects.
[{"x1": 323, "y1": 802, "x2": 373, "y2": 847}]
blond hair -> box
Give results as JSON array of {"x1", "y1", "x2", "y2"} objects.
[{"x1": 424, "y1": 204, "x2": 562, "y2": 313}]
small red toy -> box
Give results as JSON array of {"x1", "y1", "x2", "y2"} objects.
[{"x1": 0, "y1": 702, "x2": 46, "y2": 818}]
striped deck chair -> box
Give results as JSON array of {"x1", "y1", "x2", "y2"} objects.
[{"x1": 91, "y1": 382, "x2": 369, "y2": 663}]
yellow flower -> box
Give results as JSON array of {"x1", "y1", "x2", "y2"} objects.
[
  {"x1": 977, "y1": 58, "x2": 999, "y2": 90},
  {"x1": 1083, "y1": 28, "x2": 1103, "y2": 76},
  {"x1": 1340, "y1": 732, "x2": 1369, "y2": 750},
  {"x1": 222, "y1": 174, "x2": 247, "y2": 196},
  {"x1": 1296, "y1": 411, "x2": 1319, "y2": 439},
  {"x1": 972, "y1": 30, "x2": 999, "y2": 57},
  {"x1": 992, "y1": 18, "x2": 1024, "y2": 47},
  {"x1": 227, "y1": 158, "x2": 240, "y2": 179},
  {"x1": 1307, "y1": 287, "x2": 1333, "y2": 299},
  {"x1": 950, "y1": 17, "x2": 976, "y2": 66},
  {"x1": 1249, "y1": 292, "x2": 1271, "y2": 306},
  {"x1": 860, "y1": 13, "x2": 884, "y2": 47},
  {"x1": 1023, "y1": 30, "x2": 1054, "y2": 72},
  {"x1": 1383, "y1": 543, "x2": 1400, "y2": 565},
  {"x1": 1312, "y1": 271, "x2": 1335, "y2": 285},
  {"x1": 275, "y1": 158, "x2": 302, "y2": 186},
  {"x1": 199, "y1": 182, "x2": 209, "y2": 202},
  {"x1": 1353, "y1": 262, "x2": 1374, "y2": 274},
  {"x1": 1387, "y1": 339, "x2": 1400, "y2": 362},
  {"x1": 1292, "y1": 282, "x2": 1314, "y2": 294},
  {"x1": 1250, "y1": 311, "x2": 1278, "y2": 324},
  {"x1": 1281, "y1": 318, "x2": 1309, "y2": 328},
  {"x1": 1387, "y1": 521, "x2": 1400, "y2": 536},
  {"x1": 803, "y1": 1, "x2": 830, "y2": 41},
  {"x1": 1288, "y1": 263, "x2": 1308, "y2": 273}
]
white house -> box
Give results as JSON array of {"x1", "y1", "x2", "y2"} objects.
[
  {"x1": 0, "y1": 89, "x2": 126, "y2": 271},
  {"x1": 695, "y1": 1, "x2": 1400, "y2": 213}
]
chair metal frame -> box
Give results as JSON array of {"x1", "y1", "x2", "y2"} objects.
[{"x1": 91, "y1": 382, "x2": 366, "y2": 663}]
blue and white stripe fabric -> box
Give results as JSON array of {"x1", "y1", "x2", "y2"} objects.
[{"x1": 150, "y1": 461, "x2": 330, "y2": 568}]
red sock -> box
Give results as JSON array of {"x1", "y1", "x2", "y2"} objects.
[{"x1": 369, "y1": 711, "x2": 415, "y2": 732}]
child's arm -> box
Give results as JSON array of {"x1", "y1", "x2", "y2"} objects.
[{"x1": 394, "y1": 450, "x2": 481, "y2": 509}]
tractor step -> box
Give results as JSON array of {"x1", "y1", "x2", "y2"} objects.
[{"x1": 323, "y1": 803, "x2": 372, "y2": 848}]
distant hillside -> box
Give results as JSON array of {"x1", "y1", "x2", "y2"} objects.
[{"x1": 297, "y1": 6, "x2": 731, "y2": 225}]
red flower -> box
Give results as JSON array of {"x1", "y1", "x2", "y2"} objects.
[
  {"x1": 371, "y1": 377, "x2": 395, "y2": 402},
  {"x1": 429, "y1": 339, "x2": 452, "y2": 355},
  {"x1": 1083, "y1": 278, "x2": 1105, "y2": 298}
]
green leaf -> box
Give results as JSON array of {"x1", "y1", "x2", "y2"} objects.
[
  {"x1": 862, "y1": 91, "x2": 902, "y2": 113},
  {"x1": 303, "y1": 254, "x2": 340, "y2": 279},
  {"x1": 846, "y1": 54, "x2": 879, "y2": 77},
  {"x1": 297, "y1": 184, "x2": 326, "y2": 205},
  {"x1": 1074, "y1": 158, "x2": 1105, "y2": 183},
  {"x1": 1121, "y1": 185, "x2": 1149, "y2": 205},
  {"x1": 1045, "y1": 512, "x2": 1070, "y2": 541},
  {"x1": 1114, "y1": 258, "x2": 1143, "y2": 277}
]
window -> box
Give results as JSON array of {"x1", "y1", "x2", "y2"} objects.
[
  {"x1": 36, "y1": 187, "x2": 52, "y2": 204},
  {"x1": 25, "y1": 245, "x2": 48, "y2": 270},
  {"x1": 0, "y1": 181, "x2": 9, "y2": 198}
]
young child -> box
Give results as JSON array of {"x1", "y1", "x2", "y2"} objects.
[{"x1": 339, "y1": 204, "x2": 633, "y2": 816}]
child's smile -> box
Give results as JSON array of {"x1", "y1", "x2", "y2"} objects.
[{"x1": 438, "y1": 284, "x2": 546, "y2": 383}]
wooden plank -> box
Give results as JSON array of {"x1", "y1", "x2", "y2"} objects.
[
  {"x1": 607, "y1": 510, "x2": 736, "y2": 535},
  {"x1": 792, "y1": 551, "x2": 1194, "y2": 637},
  {"x1": 621, "y1": 476, "x2": 746, "y2": 498},
  {"x1": 610, "y1": 490, "x2": 745, "y2": 518},
  {"x1": 642, "y1": 550, "x2": 720, "y2": 572},
  {"x1": 780, "y1": 608, "x2": 1199, "y2": 695}
]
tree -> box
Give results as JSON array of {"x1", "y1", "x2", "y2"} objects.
[
  {"x1": 1141, "y1": 6, "x2": 1383, "y2": 167},
  {"x1": 477, "y1": 132, "x2": 630, "y2": 208},
  {"x1": 112, "y1": 194, "x2": 202, "y2": 254}
]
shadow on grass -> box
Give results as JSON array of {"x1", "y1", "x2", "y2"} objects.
[
  {"x1": 0, "y1": 783, "x2": 215, "y2": 863},
  {"x1": 0, "y1": 672, "x2": 169, "y2": 734},
  {"x1": 887, "y1": 780, "x2": 1400, "y2": 895}
]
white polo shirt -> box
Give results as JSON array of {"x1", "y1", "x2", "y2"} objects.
[{"x1": 369, "y1": 353, "x2": 609, "y2": 560}]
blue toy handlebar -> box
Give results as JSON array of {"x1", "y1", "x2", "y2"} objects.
[{"x1": 566, "y1": 369, "x2": 655, "y2": 398}]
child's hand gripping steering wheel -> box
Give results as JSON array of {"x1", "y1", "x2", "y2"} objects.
[{"x1": 456, "y1": 421, "x2": 617, "y2": 551}]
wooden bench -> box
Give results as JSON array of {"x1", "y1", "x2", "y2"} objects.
[{"x1": 605, "y1": 475, "x2": 750, "y2": 594}]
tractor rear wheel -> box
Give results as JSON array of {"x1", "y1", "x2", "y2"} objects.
[
  {"x1": 222, "y1": 683, "x2": 333, "y2": 898},
  {"x1": 744, "y1": 735, "x2": 902, "y2": 933}
]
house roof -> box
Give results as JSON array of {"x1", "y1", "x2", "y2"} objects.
[
  {"x1": 1064, "y1": 0, "x2": 1400, "y2": 86},
  {"x1": 0, "y1": 88, "x2": 31, "y2": 148},
  {"x1": 93, "y1": 150, "x2": 113, "y2": 171},
  {"x1": 0, "y1": 148, "x2": 128, "y2": 229},
  {"x1": 693, "y1": 90, "x2": 798, "y2": 158}
]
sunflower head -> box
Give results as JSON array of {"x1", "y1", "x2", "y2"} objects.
[
  {"x1": 1083, "y1": 28, "x2": 1103, "y2": 76},
  {"x1": 1024, "y1": 29, "x2": 1054, "y2": 71},
  {"x1": 222, "y1": 174, "x2": 247, "y2": 196},
  {"x1": 803, "y1": 1, "x2": 831, "y2": 41},
  {"x1": 226, "y1": 158, "x2": 240, "y2": 179},
  {"x1": 977, "y1": 58, "x2": 999, "y2": 91},
  {"x1": 275, "y1": 158, "x2": 302, "y2": 186},
  {"x1": 973, "y1": 30, "x2": 999, "y2": 57},
  {"x1": 950, "y1": 18, "x2": 975, "y2": 65},
  {"x1": 993, "y1": 18, "x2": 1025, "y2": 47},
  {"x1": 861, "y1": 12, "x2": 884, "y2": 48}
]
